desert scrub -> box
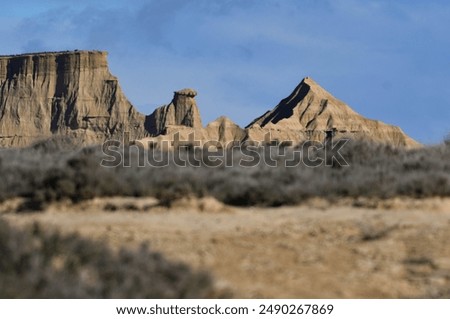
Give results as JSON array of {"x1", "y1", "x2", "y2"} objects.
[
  {"x1": 0, "y1": 138, "x2": 449, "y2": 208},
  {"x1": 0, "y1": 218, "x2": 216, "y2": 298}
]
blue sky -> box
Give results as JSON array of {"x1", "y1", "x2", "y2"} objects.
[{"x1": 1, "y1": 0, "x2": 449, "y2": 144}]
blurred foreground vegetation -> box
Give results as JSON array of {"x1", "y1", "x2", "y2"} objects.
[{"x1": 0, "y1": 217, "x2": 216, "y2": 298}]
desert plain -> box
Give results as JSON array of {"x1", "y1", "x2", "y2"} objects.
[{"x1": 3, "y1": 196, "x2": 449, "y2": 298}]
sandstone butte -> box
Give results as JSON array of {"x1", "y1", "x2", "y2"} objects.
[{"x1": 0, "y1": 50, "x2": 420, "y2": 148}]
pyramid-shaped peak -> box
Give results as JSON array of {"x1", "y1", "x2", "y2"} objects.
[
  {"x1": 246, "y1": 76, "x2": 420, "y2": 148},
  {"x1": 301, "y1": 76, "x2": 317, "y2": 85},
  {"x1": 298, "y1": 76, "x2": 332, "y2": 96},
  {"x1": 245, "y1": 76, "x2": 329, "y2": 128}
]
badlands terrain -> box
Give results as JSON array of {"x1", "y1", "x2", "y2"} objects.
[
  {"x1": 0, "y1": 50, "x2": 418, "y2": 148},
  {"x1": 0, "y1": 50, "x2": 449, "y2": 298}
]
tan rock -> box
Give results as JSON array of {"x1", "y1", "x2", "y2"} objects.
[
  {"x1": 0, "y1": 50, "x2": 146, "y2": 147},
  {"x1": 144, "y1": 88, "x2": 202, "y2": 136},
  {"x1": 0, "y1": 51, "x2": 420, "y2": 150},
  {"x1": 138, "y1": 115, "x2": 247, "y2": 150},
  {"x1": 138, "y1": 127, "x2": 210, "y2": 150},
  {"x1": 246, "y1": 77, "x2": 421, "y2": 148},
  {"x1": 204, "y1": 116, "x2": 246, "y2": 147}
]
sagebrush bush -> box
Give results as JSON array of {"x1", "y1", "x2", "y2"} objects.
[
  {"x1": 0, "y1": 138, "x2": 449, "y2": 208},
  {"x1": 0, "y1": 218, "x2": 216, "y2": 298}
]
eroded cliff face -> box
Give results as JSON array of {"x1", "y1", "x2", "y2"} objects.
[
  {"x1": 0, "y1": 50, "x2": 146, "y2": 147},
  {"x1": 245, "y1": 77, "x2": 420, "y2": 148}
]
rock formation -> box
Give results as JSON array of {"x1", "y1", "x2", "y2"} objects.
[
  {"x1": 205, "y1": 116, "x2": 246, "y2": 146},
  {"x1": 144, "y1": 88, "x2": 202, "y2": 136},
  {"x1": 0, "y1": 49, "x2": 420, "y2": 149},
  {"x1": 0, "y1": 50, "x2": 146, "y2": 147},
  {"x1": 245, "y1": 77, "x2": 420, "y2": 148},
  {"x1": 139, "y1": 115, "x2": 245, "y2": 150}
]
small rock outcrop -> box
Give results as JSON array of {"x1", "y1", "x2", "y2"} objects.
[
  {"x1": 144, "y1": 88, "x2": 203, "y2": 136},
  {"x1": 205, "y1": 116, "x2": 246, "y2": 146},
  {"x1": 0, "y1": 50, "x2": 146, "y2": 147},
  {"x1": 140, "y1": 111, "x2": 244, "y2": 150},
  {"x1": 246, "y1": 77, "x2": 420, "y2": 148}
]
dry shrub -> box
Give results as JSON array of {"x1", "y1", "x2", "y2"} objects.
[
  {"x1": 0, "y1": 138, "x2": 449, "y2": 208},
  {"x1": 0, "y1": 218, "x2": 216, "y2": 298}
]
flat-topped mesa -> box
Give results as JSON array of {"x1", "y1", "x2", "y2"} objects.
[
  {"x1": 246, "y1": 76, "x2": 420, "y2": 148},
  {"x1": 0, "y1": 50, "x2": 146, "y2": 147},
  {"x1": 0, "y1": 50, "x2": 109, "y2": 83},
  {"x1": 145, "y1": 88, "x2": 203, "y2": 136}
]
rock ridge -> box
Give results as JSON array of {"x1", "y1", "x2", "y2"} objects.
[{"x1": 0, "y1": 50, "x2": 420, "y2": 148}]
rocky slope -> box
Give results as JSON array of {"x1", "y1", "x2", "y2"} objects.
[
  {"x1": 0, "y1": 50, "x2": 146, "y2": 147},
  {"x1": 245, "y1": 77, "x2": 420, "y2": 148}
]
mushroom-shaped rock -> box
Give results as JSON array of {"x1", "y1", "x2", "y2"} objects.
[{"x1": 145, "y1": 88, "x2": 203, "y2": 136}]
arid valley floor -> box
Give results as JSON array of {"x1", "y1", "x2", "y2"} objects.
[{"x1": 3, "y1": 197, "x2": 449, "y2": 298}]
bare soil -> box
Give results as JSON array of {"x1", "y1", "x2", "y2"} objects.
[{"x1": 3, "y1": 197, "x2": 450, "y2": 298}]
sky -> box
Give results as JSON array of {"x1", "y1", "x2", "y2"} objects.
[{"x1": 1, "y1": 0, "x2": 449, "y2": 144}]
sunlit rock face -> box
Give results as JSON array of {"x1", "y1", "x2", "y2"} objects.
[
  {"x1": 0, "y1": 50, "x2": 419, "y2": 149},
  {"x1": 0, "y1": 50, "x2": 146, "y2": 147},
  {"x1": 246, "y1": 77, "x2": 420, "y2": 148}
]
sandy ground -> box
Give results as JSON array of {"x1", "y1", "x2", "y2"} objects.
[{"x1": 2, "y1": 197, "x2": 450, "y2": 298}]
